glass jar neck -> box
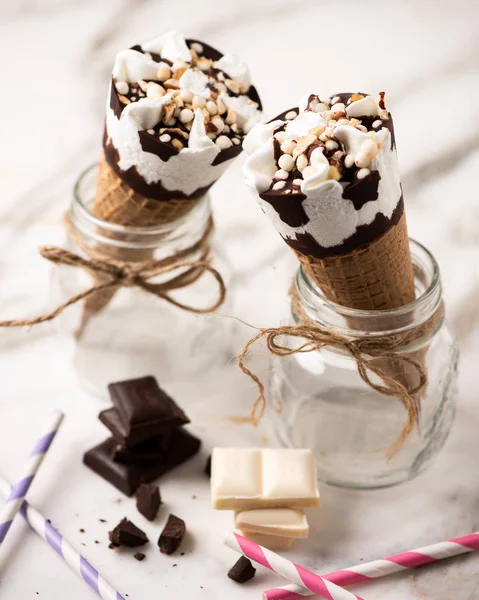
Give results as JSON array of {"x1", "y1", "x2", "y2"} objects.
[
  {"x1": 70, "y1": 164, "x2": 212, "y2": 261},
  {"x1": 294, "y1": 240, "x2": 443, "y2": 339}
]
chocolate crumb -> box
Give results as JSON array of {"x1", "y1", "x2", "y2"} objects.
[
  {"x1": 46, "y1": 519, "x2": 51, "y2": 524},
  {"x1": 95, "y1": 540, "x2": 100, "y2": 544},
  {"x1": 99, "y1": 518, "x2": 107, "y2": 523},
  {"x1": 109, "y1": 543, "x2": 118, "y2": 550},
  {"x1": 158, "y1": 514, "x2": 185, "y2": 555},
  {"x1": 79, "y1": 528, "x2": 85, "y2": 533},
  {"x1": 228, "y1": 557, "x2": 256, "y2": 583},
  {"x1": 81, "y1": 543, "x2": 86, "y2": 547},
  {"x1": 109, "y1": 518, "x2": 148, "y2": 548},
  {"x1": 134, "y1": 553, "x2": 146, "y2": 561},
  {"x1": 180, "y1": 552, "x2": 185, "y2": 556}
]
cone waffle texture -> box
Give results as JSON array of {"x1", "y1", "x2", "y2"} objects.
[
  {"x1": 93, "y1": 152, "x2": 197, "y2": 226},
  {"x1": 296, "y1": 213, "x2": 415, "y2": 311}
]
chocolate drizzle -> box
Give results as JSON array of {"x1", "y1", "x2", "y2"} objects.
[
  {"x1": 343, "y1": 170, "x2": 381, "y2": 210},
  {"x1": 103, "y1": 128, "x2": 211, "y2": 201},
  {"x1": 285, "y1": 196, "x2": 405, "y2": 259}
]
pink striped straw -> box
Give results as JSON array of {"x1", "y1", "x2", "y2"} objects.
[
  {"x1": 264, "y1": 532, "x2": 479, "y2": 600},
  {"x1": 225, "y1": 532, "x2": 365, "y2": 600}
]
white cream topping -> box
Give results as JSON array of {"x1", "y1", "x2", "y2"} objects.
[
  {"x1": 221, "y1": 93, "x2": 262, "y2": 134},
  {"x1": 179, "y1": 69, "x2": 211, "y2": 98},
  {"x1": 142, "y1": 30, "x2": 191, "y2": 63},
  {"x1": 215, "y1": 53, "x2": 252, "y2": 92},
  {"x1": 243, "y1": 93, "x2": 401, "y2": 249},
  {"x1": 112, "y1": 49, "x2": 162, "y2": 83},
  {"x1": 107, "y1": 31, "x2": 262, "y2": 197}
]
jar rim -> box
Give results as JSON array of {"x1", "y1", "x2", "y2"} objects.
[
  {"x1": 296, "y1": 239, "x2": 442, "y2": 331},
  {"x1": 72, "y1": 163, "x2": 209, "y2": 237}
]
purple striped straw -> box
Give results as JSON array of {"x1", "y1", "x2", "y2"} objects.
[
  {"x1": 0, "y1": 475, "x2": 125, "y2": 599},
  {"x1": 0, "y1": 410, "x2": 64, "y2": 546}
]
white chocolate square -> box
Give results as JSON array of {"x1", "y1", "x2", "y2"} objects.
[
  {"x1": 235, "y1": 508, "x2": 309, "y2": 538},
  {"x1": 211, "y1": 447, "x2": 320, "y2": 510},
  {"x1": 237, "y1": 530, "x2": 294, "y2": 550},
  {"x1": 211, "y1": 448, "x2": 262, "y2": 509},
  {"x1": 262, "y1": 449, "x2": 319, "y2": 505}
]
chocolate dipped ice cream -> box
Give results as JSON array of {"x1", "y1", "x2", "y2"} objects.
[
  {"x1": 243, "y1": 92, "x2": 414, "y2": 310},
  {"x1": 97, "y1": 30, "x2": 262, "y2": 226}
]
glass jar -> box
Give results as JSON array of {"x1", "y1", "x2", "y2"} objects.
[
  {"x1": 267, "y1": 240, "x2": 458, "y2": 489},
  {"x1": 51, "y1": 164, "x2": 235, "y2": 394}
]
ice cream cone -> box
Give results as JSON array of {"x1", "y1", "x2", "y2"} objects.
[
  {"x1": 75, "y1": 30, "x2": 262, "y2": 336},
  {"x1": 295, "y1": 212, "x2": 415, "y2": 311},
  {"x1": 243, "y1": 92, "x2": 428, "y2": 437},
  {"x1": 93, "y1": 152, "x2": 196, "y2": 227}
]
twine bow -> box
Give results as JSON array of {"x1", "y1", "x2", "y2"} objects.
[
  {"x1": 239, "y1": 292, "x2": 442, "y2": 458},
  {"x1": 0, "y1": 246, "x2": 226, "y2": 329}
]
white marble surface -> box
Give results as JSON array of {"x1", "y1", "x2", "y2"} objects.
[{"x1": 1, "y1": 0, "x2": 479, "y2": 598}]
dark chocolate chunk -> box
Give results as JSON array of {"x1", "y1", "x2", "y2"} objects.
[
  {"x1": 204, "y1": 455, "x2": 211, "y2": 477},
  {"x1": 158, "y1": 514, "x2": 185, "y2": 555},
  {"x1": 136, "y1": 483, "x2": 161, "y2": 521},
  {"x1": 109, "y1": 375, "x2": 189, "y2": 432},
  {"x1": 134, "y1": 552, "x2": 146, "y2": 562},
  {"x1": 111, "y1": 433, "x2": 172, "y2": 465},
  {"x1": 109, "y1": 518, "x2": 148, "y2": 548},
  {"x1": 83, "y1": 428, "x2": 201, "y2": 496},
  {"x1": 228, "y1": 557, "x2": 256, "y2": 583}
]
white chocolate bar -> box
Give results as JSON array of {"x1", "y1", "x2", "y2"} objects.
[
  {"x1": 211, "y1": 448, "x2": 320, "y2": 510},
  {"x1": 237, "y1": 530, "x2": 294, "y2": 550},
  {"x1": 235, "y1": 508, "x2": 309, "y2": 539}
]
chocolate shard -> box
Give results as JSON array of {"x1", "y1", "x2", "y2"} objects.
[
  {"x1": 158, "y1": 514, "x2": 185, "y2": 555},
  {"x1": 108, "y1": 518, "x2": 148, "y2": 548},
  {"x1": 136, "y1": 483, "x2": 162, "y2": 521},
  {"x1": 134, "y1": 552, "x2": 146, "y2": 561},
  {"x1": 228, "y1": 556, "x2": 256, "y2": 583},
  {"x1": 83, "y1": 428, "x2": 201, "y2": 496}
]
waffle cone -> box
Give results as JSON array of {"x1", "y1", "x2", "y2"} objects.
[
  {"x1": 93, "y1": 152, "x2": 197, "y2": 227},
  {"x1": 295, "y1": 213, "x2": 415, "y2": 311}
]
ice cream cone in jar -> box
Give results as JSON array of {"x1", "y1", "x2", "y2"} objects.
[
  {"x1": 243, "y1": 92, "x2": 429, "y2": 441},
  {"x1": 75, "y1": 30, "x2": 262, "y2": 335}
]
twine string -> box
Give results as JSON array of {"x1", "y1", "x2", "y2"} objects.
[
  {"x1": 0, "y1": 218, "x2": 226, "y2": 328},
  {"x1": 238, "y1": 289, "x2": 442, "y2": 459}
]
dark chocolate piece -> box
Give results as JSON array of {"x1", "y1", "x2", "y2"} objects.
[
  {"x1": 108, "y1": 518, "x2": 148, "y2": 548},
  {"x1": 111, "y1": 433, "x2": 172, "y2": 465},
  {"x1": 108, "y1": 376, "x2": 189, "y2": 435},
  {"x1": 228, "y1": 557, "x2": 256, "y2": 583},
  {"x1": 99, "y1": 407, "x2": 182, "y2": 448},
  {"x1": 158, "y1": 514, "x2": 185, "y2": 555},
  {"x1": 136, "y1": 483, "x2": 161, "y2": 521},
  {"x1": 204, "y1": 455, "x2": 211, "y2": 477},
  {"x1": 83, "y1": 428, "x2": 201, "y2": 496},
  {"x1": 134, "y1": 552, "x2": 146, "y2": 561}
]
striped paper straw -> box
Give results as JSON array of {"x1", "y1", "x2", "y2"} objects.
[
  {"x1": 0, "y1": 475, "x2": 125, "y2": 600},
  {"x1": 264, "y1": 532, "x2": 479, "y2": 600},
  {"x1": 225, "y1": 532, "x2": 364, "y2": 600},
  {"x1": 0, "y1": 410, "x2": 64, "y2": 546}
]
